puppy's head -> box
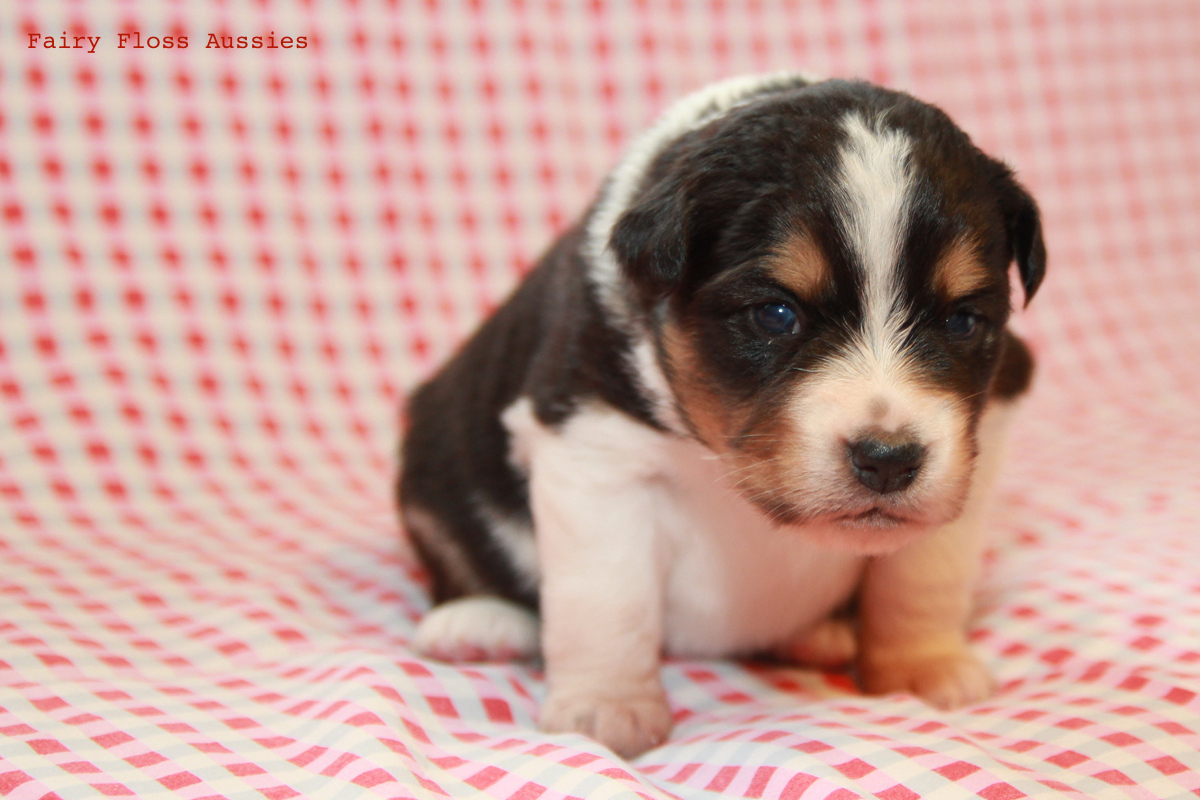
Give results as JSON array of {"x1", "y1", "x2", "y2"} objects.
[{"x1": 595, "y1": 77, "x2": 1045, "y2": 554}]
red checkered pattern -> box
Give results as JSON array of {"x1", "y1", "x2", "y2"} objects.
[{"x1": 2, "y1": 1, "x2": 1199, "y2": 797}]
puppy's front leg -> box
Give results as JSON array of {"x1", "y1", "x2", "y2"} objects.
[
  {"x1": 858, "y1": 402, "x2": 1015, "y2": 709},
  {"x1": 520, "y1": 406, "x2": 671, "y2": 758}
]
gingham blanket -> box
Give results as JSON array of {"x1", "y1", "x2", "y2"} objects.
[{"x1": 2, "y1": 2, "x2": 1199, "y2": 798}]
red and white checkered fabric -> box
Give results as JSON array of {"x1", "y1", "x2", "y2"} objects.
[{"x1": 2, "y1": 1, "x2": 1199, "y2": 797}]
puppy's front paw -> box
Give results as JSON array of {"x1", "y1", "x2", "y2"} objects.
[
  {"x1": 539, "y1": 687, "x2": 672, "y2": 758},
  {"x1": 861, "y1": 648, "x2": 995, "y2": 710}
]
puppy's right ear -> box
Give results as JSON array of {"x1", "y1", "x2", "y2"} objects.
[
  {"x1": 609, "y1": 177, "x2": 688, "y2": 302},
  {"x1": 992, "y1": 166, "x2": 1047, "y2": 306}
]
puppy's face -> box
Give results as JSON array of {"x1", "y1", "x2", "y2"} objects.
[{"x1": 609, "y1": 81, "x2": 1045, "y2": 553}]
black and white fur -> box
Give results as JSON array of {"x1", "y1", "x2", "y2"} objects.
[{"x1": 399, "y1": 74, "x2": 1044, "y2": 758}]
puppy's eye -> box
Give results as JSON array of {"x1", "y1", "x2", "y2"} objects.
[
  {"x1": 753, "y1": 303, "x2": 801, "y2": 335},
  {"x1": 946, "y1": 309, "x2": 980, "y2": 338}
]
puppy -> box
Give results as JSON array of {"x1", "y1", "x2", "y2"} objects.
[{"x1": 399, "y1": 73, "x2": 1044, "y2": 758}]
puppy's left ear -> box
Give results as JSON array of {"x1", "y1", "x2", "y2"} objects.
[
  {"x1": 609, "y1": 177, "x2": 688, "y2": 303},
  {"x1": 995, "y1": 168, "x2": 1047, "y2": 306}
]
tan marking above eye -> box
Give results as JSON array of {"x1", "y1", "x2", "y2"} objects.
[
  {"x1": 765, "y1": 229, "x2": 831, "y2": 300},
  {"x1": 934, "y1": 235, "x2": 990, "y2": 299}
]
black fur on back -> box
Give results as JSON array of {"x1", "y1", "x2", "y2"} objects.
[{"x1": 398, "y1": 225, "x2": 657, "y2": 608}]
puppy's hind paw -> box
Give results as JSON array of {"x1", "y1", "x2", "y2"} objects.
[
  {"x1": 413, "y1": 596, "x2": 540, "y2": 663},
  {"x1": 540, "y1": 687, "x2": 672, "y2": 759},
  {"x1": 780, "y1": 616, "x2": 857, "y2": 669},
  {"x1": 861, "y1": 648, "x2": 995, "y2": 710}
]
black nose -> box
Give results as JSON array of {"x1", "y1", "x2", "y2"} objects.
[{"x1": 848, "y1": 438, "x2": 924, "y2": 495}]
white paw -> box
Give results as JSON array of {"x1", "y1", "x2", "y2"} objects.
[
  {"x1": 861, "y1": 648, "x2": 995, "y2": 709},
  {"x1": 540, "y1": 687, "x2": 672, "y2": 759},
  {"x1": 413, "y1": 596, "x2": 541, "y2": 662}
]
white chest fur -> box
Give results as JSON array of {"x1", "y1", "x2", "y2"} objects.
[
  {"x1": 654, "y1": 435, "x2": 864, "y2": 658},
  {"x1": 501, "y1": 398, "x2": 864, "y2": 660}
]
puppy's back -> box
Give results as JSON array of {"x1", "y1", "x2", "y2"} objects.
[{"x1": 400, "y1": 223, "x2": 647, "y2": 607}]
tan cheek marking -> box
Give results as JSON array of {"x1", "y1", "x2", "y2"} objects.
[
  {"x1": 661, "y1": 323, "x2": 795, "y2": 502},
  {"x1": 934, "y1": 236, "x2": 990, "y2": 299},
  {"x1": 767, "y1": 230, "x2": 831, "y2": 300},
  {"x1": 661, "y1": 322, "x2": 734, "y2": 452}
]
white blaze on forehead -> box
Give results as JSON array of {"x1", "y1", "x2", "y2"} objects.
[
  {"x1": 782, "y1": 115, "x2": 977, "y2": 522},
  {"x1": 836, "y1": 112, "x2": 916, "y2": 374}
]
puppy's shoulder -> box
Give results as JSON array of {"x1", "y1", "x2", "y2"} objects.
[{"x1": 522, "y1": 226, "x2": 664, "y2": 433}]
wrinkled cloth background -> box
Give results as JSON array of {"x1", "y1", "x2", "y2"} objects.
[{"x1": 2, "y1": 2, "x2": 1199, "y2": 798}]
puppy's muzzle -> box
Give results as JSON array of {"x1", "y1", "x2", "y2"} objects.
[{"x1": 848, "y1": 437, "x2": 925, "y2": 495}]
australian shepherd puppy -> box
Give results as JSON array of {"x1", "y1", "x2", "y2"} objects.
[{"x1": 398, "y1": 74, "x2": 1044, "y2": 758}]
